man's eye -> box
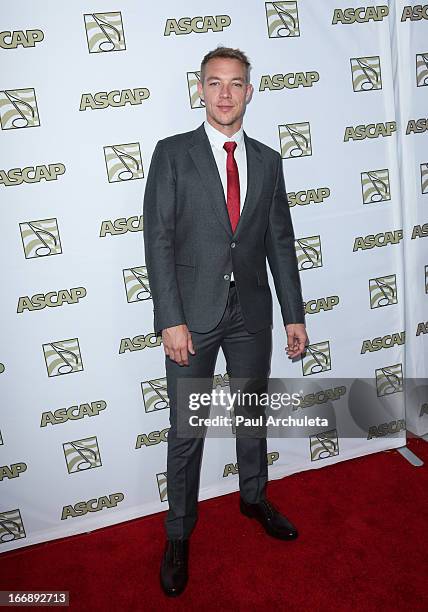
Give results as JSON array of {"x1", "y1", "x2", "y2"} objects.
[
  {"x1": 233, "y1": 83, "x2": 243, "y2": 87},
  {"x1": 209, "y1": 82, "x2": 219, "y2": 86}
]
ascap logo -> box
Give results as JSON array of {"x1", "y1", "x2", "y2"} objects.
[
  {"x1": 332, "y1": 6, "x2": 389, "y2": 23},
  {"x1": 304, "y1": 296, "x2": 339, "y2": 315},
  {"x1": 0, "y1": 509, "x2": 26, "y2": 544},
  {"x1": 223, "y1": 452, "x2": 279, "y2": 476},
  {"x1": 0, "y1": 364, "x2": 4, "y2": 375},
  {"x1": 61, "y1": 493, "x2": 124, "y2": 520},
  {"x1": 406, "y1": 117, "x2": 428, "y2": 133},
  {"x1": 41, "y1": 400, "x2": 106, "y2": 427},
  {"x1": 187, "y1": 72, "x2": 204, "y2": 109},
  {"x1": 164, "y1": 15, "x2": 231, "y2": 36},
  {"x1": 401, "y1": 4, "x2": 428, "y2": 21},
  {"x1": 0, "y1": 29, "x2": 44, "y2": 48},
  {"x1": 279, "y1": 122, "x2": 312, "y2": 157},
  {"x1": 416, "y1": 53, "x2": 428, "y2": 86},
  {"x1": 351, "y1": 56, "x2": 382, "y2": 91},
  {"x1": 302, "y1": 341, "x2": 331, "y2": 376},
  {"x1": 420, "y1": 403, "x2": 428, "y2": 416},
  {"x1": 353, "y1": 229, "x2": 403, "y2": 251},
  {"x1": 259, "y1": 71, "x2": 319, "y2": 91},
  {"x1": 0, "y1": 88, "x2": 40, "y2": 129},
  {"x1": 123, "y1": 266, "x2": 150, "y2": 302},
  {"x1": 344, "y1": 121, "x2": 396, "y2": 141},
  {"x1": 411, "y1": 223, "x2": 428, "y2": 238},
  {"x1": 80, "y1": 88, "x2": 150, "y2": 111},
  {"x1": 104, "y1": 142, "x2": 144, "y2": 182},
  {"x1": 0, "y1": 431, "x2": 3, "y2": 444},
  {"x1": 375, "y1": 363, "x2": 403, "y2": 396},
  {"x1": 361, "y1": 331, "x2": 405, "y2": 354},
  {"x1": 367, "y1": 419, "x2": 406, "y2": 439},
  {"x1": 43, "y1": 338, "x2": 83, "y2": 377},
  {"x1": 141, "y1": 377, "x2": 169, "y2": 412},
  {"x1": 295, "y1": 387, "x2": 346, "y2": 411},
  {"x1": 84, "y1": 12, "x2": 126, "y2": 53},
  {"x1": 119, "y1": 333, "x2": 162, "y2": 353},
  {"x1": 265, "y1": 2, "x2": 300, "y2": 37},
  {"x1": 99, "y1": 215, "x2": 143, "y2": 237},
  {"x1": 416, "y1": 321, "x2": 428, "y2": 335},
  {"x1": 310, "y1": 429, "x2": 339, "y2": 461},
  {"x1": 0, "y1": 463, "x2": 27, "y2": 481},
  {"x1": 20, "y1": 218, "x2": 62, "y2": 258},
  {"x1": 288, "y1": 187, "x2": 330, "y2": 207},
  {"x1": 17, "y1": 287, "x2": 87, "y2": 313},
  {"x1": 135, "y1": 428, "x2": 169, "y2": 448},
  {"x1": 369, "y1": 274, "x2": 398, "y2": 308},
  {"x1": 157, "y1": 472, "x2": 168, "y2": 502},
  {"x1": 63, "y1": 436, "x2": 102, "y2": 474},
  {"x1": 361, "y1": 169, "x2": 391, "y2": 204},
  {"x1": 295, "y1": 235, "x2": 323, "y2": 270},
  {"x1": 0, "y1": 163, "x2": 65, "y2": 186},
  {"x1": 421, "y1": 163, "x2": 428, "y2": 193}
]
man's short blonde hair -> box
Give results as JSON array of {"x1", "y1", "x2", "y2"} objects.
[{"x1": 200, "y1": 46, "x2": 251, "y2": 83}]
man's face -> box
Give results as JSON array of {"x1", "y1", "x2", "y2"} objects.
[{"x1": 197, "y1": 57, "x2": 253, "y2": 135}]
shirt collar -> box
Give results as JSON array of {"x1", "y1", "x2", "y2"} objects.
[{"x1": 203, "y1": 120, "x2": 244, "y2": 151}]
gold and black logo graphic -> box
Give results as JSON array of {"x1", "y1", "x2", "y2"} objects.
[
  {"x1": 17, "y1": 287, "x2": 86, "y2": 313},
  {"x1": 104, "y1": 143, "x2": 144, "y2": 182},
  {"x1": 259, "y1": 71, "x2": 319, "y2": 91},
  {"x1": 287, "y1": 187, "x2": 330, "y2": 207},
  {"x1": 416, "y1": 321, "x2": 428, "y2": 335},
  {"x1": 304, "y1": 296, "x2": 339, "y2": 315},
  {"x1": 411, "y1": 223, "x2": 428, "y2": 239},
  {"x1": 157, "y1": 472, "x2": 168, "y2": 502},
  {"x1": 353, "y1": 229, "x2": 403, "y2": 251},
  {"x1": 361, "y1": 169, "x2": 391, "y2": 204},
  {"x1": 0, "y1": 29, "x2": 44, "y2": 49},
  {"x1": 0, "y1": 509, "x2": 26, "y2": 544},
  {"x1": 63, "y1": 436, "x2": 102, "y2": 474},
  {"x1": 1, "y1": 163, "x2": 65, "y2": 187},
  {"x1": 279, "y1": 122, "x2": 312, "y2": 157},
  {"x1": 367, "y1": 419, "x2": 406, "y2": 439},
  {"x1": 164, "y1": 15, "x2": 231, "y2": 36},
  {"x1": 0, "y1": 364, "x2": 4, "y2": 375},
  {"x1": 265, "y1": 2, "x2": 300, "y2": 37},
  {"x1": 187, "y1": 71, "x2": 204, "y2": 108},
  {"x1": 361, "y1": 331, "x2": 405, "y2": 354},
  {"x1": 80, "y1": 88, "x2": 149, "y2": 111},
  {"x1": 421, "y1": 163, "x2": 428, "y2": 193},
  {"x1": 123, "y1": 266, "x2": 150, "y2": 302},
  {"x1": 332, "y1": 6, "x2": 389, "y2": 24},
  {"x1": 425, "y1": 266, "x2": 428, "y2": 293},
  {"x1": 61, "y1": 493, "x2": 124, "y2": 520},
  {"x1": 369, "y1": 274, "x2": 398, "y2": 308},
  {"x1": 43, "y1": 338, "x2": 83, "y2": 377},
  {"x1": 310, "y1": 429, "x2": 339, "y2": 461},
  {"x1": 0, "y1": 431, "x2": 3, "y2": 445},
  {"x1": 416, "y1": 53, "x2": 428, "y2": 87},
  {"x1": 0, "y1": 88, "x2": 40, "y2": 129},
  {"x1": 141, "y1": 377, "x2": 169, "y2": 412},
  {"x1": 351, "y1": 56, "x2": 382, "y2": 91},
  {"x1": 406, "y1": 117, "x2": 428, "y2": 134},
  {"x1": 302, "y1": 341, "x2": 331, "y2": 376},
  {"x1": 119, "y1": 333, "x2": 162, "y2": 354},
  {"x1": 295, "y1": 235, "x2": 322, "y2": 270},
  {"x1": 100, "y1": 215, "x2": 143, "y2": 237},
  {"x1": 135, "y1": 428, "x2": 169, "y2": 449},
  {"x1": 344, "y1": 121, "x2": 396, "y2": 141},
  {"x1": 84, "y1": 12, "x2": 126, "y2": 53},
  {"x1": 19, "y1": 218, "x2": 62, "y2": 259},
  {"x1": 0, "y1": 463, "x2": 27, "y2": 481},
  {"x1": 224, "y1": 452, "x2": 279, "y2": 477},
  {"x1": 41, "y1": 400, "x2": 106, "y2": 427},
  {"x1": 401, "y1": 5, "x2": 428, "y2": 21},
  {"x1": 375, "y1": 363, "x2": 403, "y2": 396}
]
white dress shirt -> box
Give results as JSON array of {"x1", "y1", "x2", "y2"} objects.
[{"x1": 203, "y1": 120, "x2": 247, "y2": 281}]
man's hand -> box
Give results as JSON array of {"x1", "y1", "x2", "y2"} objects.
[
  {"x1": 162, "y1": 324, "x2": 196, "y2": 366},
  {"x1": 285, "y1": 323, "x2": 308, "y2": 359}
]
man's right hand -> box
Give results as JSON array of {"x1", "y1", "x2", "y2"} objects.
[{"x1": 162, "y1": 324, "x2": 196, "y2": 366}]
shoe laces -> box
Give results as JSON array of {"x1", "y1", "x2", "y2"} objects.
[{"x1": 260, "y1": 499, "x2": 277, "y2": 518}]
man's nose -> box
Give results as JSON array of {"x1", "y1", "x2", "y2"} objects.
[{"x1": 219, "y1": 85, "x2": 232, "y2": 97}]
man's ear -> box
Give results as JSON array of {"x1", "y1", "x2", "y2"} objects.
[
  {"x1": 246, "y1": 83, "x2": 254, "y2": 104},
  {"x1": 197, "y1": 80, "x2": 204, "y2": 101}
]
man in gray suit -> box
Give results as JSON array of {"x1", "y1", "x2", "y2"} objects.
[{"x1": 143, "y1": 47, "x2": 308, "y2": 597}]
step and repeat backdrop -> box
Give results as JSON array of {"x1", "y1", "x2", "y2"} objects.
[{"x1": 0, "y1": 1, "x2": 426, "y2": 552}]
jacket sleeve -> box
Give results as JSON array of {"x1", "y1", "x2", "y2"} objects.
[
  {"x1": 265, "y1": 153, "x2": 306, "y2": 327},
  {"x1": 143, "y1": 140, "x2": 186, "y2": 334}
]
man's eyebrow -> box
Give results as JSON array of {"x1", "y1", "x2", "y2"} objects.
[{"x1": 206, "y1": 75, "x2": 246, "y2": 81}]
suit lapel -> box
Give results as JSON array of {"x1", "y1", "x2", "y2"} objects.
[{"x1": 189, "y1": 124, "x2": 264, "y2": 238}]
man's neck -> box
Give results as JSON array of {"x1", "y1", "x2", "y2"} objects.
[{"x1": 205, "y1": 117, "x2": 243, "y2": 138}]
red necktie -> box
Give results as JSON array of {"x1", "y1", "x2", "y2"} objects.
[{"x1": 223, "y1": 141, "x2": 240, "y2": 233}]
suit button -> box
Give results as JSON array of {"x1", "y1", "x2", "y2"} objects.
[
  {"x1": 230, "y1": 242, "x2": 236, "y2": 248},
  {"x1": 224, "y1": 274, "x2": 230, "y2": 281}
]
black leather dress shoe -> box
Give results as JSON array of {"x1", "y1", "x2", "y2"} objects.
[
  {"x1": 240, "y1": 498, "x2": 298, "y2": 540},
  {"x1": 160, "y1": 539, "x2": 189, "y2": 597}
]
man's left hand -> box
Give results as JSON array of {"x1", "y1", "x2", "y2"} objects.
[{"x1": 285, "y1": 323, "x2": 308, "y2": 359}]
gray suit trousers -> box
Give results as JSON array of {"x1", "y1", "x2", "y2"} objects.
[{"x1": 165, "y1": 283, "x2": 272, "y2": 539}]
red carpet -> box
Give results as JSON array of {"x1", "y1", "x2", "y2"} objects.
[{"x1": 1, "y1": 437, "x2": 428, "y2": 611}]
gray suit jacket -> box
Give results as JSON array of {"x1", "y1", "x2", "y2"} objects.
[{"x1": 143, "y1": 122, "x2": 305, "y2": 335}]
